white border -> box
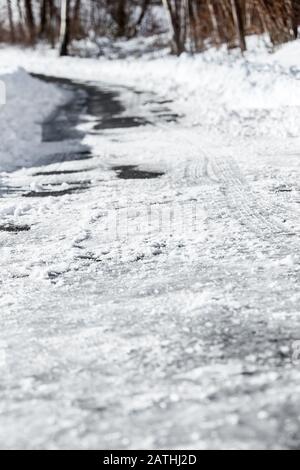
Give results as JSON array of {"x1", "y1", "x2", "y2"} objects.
[{"x1": 0, "y1": 80, "x2": 6, "y2": 106}]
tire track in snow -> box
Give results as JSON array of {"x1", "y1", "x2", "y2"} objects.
[
  {"x1": 181, "y1": 134, "x2": 300, "y2": 240},
  {"x1": 211, "y1": 157, "x2": 289, "y2": 236}
]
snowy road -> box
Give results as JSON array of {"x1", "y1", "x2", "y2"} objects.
[{"x1": 1, "y1": 73, "x2": 300, "y2": 450}]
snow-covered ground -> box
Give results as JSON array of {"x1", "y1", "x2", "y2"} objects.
[
  {"x1": 0, "y1": 38, "x2": 300, "y2": 449},
  {"x1": 0, "y1": 69, "x2": 65, "y2": 172}
]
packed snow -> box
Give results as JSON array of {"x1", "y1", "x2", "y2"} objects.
[
  {"x1": 0, "y1": 68, "x2": 65, "y2": 172},
  {"x1": 0, "y1": 37, "x2": 300, "y2": 450},
  {"x1": 2, "y1": 35, "x2": 300, "y2": 143}
]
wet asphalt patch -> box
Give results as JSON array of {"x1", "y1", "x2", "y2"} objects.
[
  {"x1": 23, "y1": 182, "x2": 91, "y2": 198},
  {"x1": 31, "y1": 74, "x2": 137, "y2": 142},
  {"x1": 112, "y1": 165, "x2": 165, "y2": 180},
  {"x1": 37, "y1": 150, "x2": 93, "y2": 167},
  {"x1": 94, "y1": 116, "x2": 149, "y2": 130},
  {"x1": 1, "y1": 76, "x2": 174, "y2": 206},
  {"x1": 156, "y1": 113, "x2": 180, "y2": 122},
  {"x1": 0, "y1": 224, "x2": 31, "y2": 233},
  {"x1": 33, "y1": 168, "x2": 95, "y2": 177}
]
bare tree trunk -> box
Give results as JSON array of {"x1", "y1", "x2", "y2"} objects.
[
  {"x1": 48, "y1": 0, "x2": 57, "y2": 48},
  {"x1": 256, "y1": 0, "x2": 294, "y2": 46},
  {"x1": 39, "y1": 0, "x2": 57, "y2": 45},
  {"x1": 7, "y1": 0, "x2": 15, "y2": 42},
  {"x1": 24, "y1": 0, "x2": 36, "y2": 44},
  {"x1": 90, "y1": 0, "x2": 96, "y2": 31},
  {"x1": 231, "y1": 0, "x2": 247, "y2": 51},
  {"x1": 17, "y1": 0, "x2": 25, "y2": 39},
  {"x1": 254, "y1": 0, "x2": 268, "y2": 35},
  {"x1": 188, "y1": 0, "x2": 204, "y2": 51},
  {"x1": 116, "y1": 0, "x2": 127, "y2": 37},
  {"x1": 162, "y1": 0, "x2": 187, "y2": 55},
  {"x1": 39, "y1": 0, "x2": 48, "y2": 38},
  {"x1": 73, "y1": 0, "x2": 82, "y2": 39},
  {"x1": 292, "y1": 0, "x2": 299, "y2": 37},
  {"x1": 59, "y1": 0, "x2": 71, "y2": 56},
  {"x1": 207, "y1": 0, "x2": 221, "y2": 46}
]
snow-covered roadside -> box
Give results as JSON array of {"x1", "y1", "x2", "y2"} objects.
[
  {"x1": 1, "y1": 37, "x2": 300, "y2": 141},
  {"x1": 0, "y1": 39, "x2": 300, "y2": 450},
  {"x1": 1, "y1": 37, "x2": 300, "y2": 175},
  {"x1": 0, "y1": 68, "x2": 65, "y2": 172},
  {"x1": 1, "y1": 118, "x2": 300, "y2": 450},
  {"x1": 0, "y1": 39, "x2": 300, "y2": 275}
]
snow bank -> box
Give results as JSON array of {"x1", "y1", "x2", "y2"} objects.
[
  {"x1": 0, "y1": 36, "x2": 300, "y2": 168},
  {"x1": 0, "y1": 68, "x2": 64, "y2": 172},
  {"x1": 0, "y1": 79, "x2": 5, "y2": 106},
  {"x1": 1, "y1": 37, "x2": 300, "y2": 140}
]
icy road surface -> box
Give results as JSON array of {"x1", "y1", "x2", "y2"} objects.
[{"x1": 1, "y1": 75, "x2": 300, "y2": 450}]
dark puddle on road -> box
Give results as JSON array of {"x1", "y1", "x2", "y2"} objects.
[
  {"x1": 0, "y1": 224, "x2": 31, "y2": 233},
  {"x1": 25, "y1": 74, "x2": 161, "y2": 197},
  {"x1": 37, "y1": 150, "x2": 93, "y2": 164},
  {"x1": 32, "y1": 73, "x2": 150, "y2": 143},
  {"x1": 1, "y1": 75, "x2": 174, "y2": 201},
  {"x1": 113, "y1": 165, "x2": 165, "y2": 180},
  {"x1": 275, "y1": 187, "x2": 293, "y2": 193},
  {"x1": 33, "y1": 168, "x2": 95, "y2": 177},
  {"x1": 23, "y1": 181, "x2": 91, "y2": 198},
  {"x1": 94, "y1": 116, "x2": 149, "y2": 130}
]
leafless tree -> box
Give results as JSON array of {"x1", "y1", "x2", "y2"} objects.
[
  {"x1": 59, "y1": 0, "x2": 71, "y2": 56},
  {"x1": 231, "y1": 0, "x2": 247, "y2": 51},
  {"x1": 207, "y1": 0, "x2": 221, "y2": 46},
  {"x1": 1, "y1": 0, "x2": 299, "y2": 54},
  {"x1": 162, "y1": 0, "x2": 188, "y2": 55},
  {"x1": 24, "y1": 0, "x2": 36, "y2": 43},
  {"x1": 7, "y1": 0, "x2": 15, "y2": 42}
]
